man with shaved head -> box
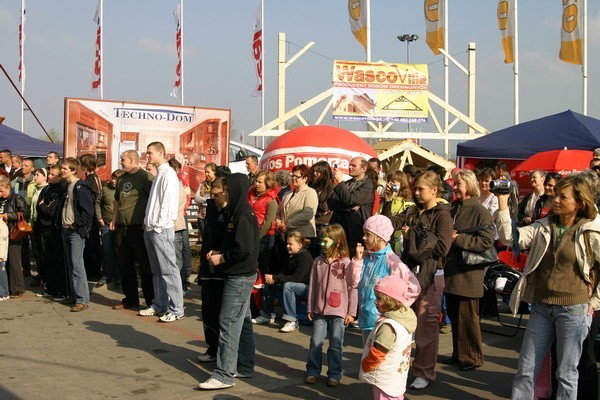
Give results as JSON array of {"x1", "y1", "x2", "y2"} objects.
[{"x1": 110, "y1": 150, "x2": 155, "y2": 310}]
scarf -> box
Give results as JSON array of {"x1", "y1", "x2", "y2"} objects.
[{"x1": 358, "y1": 243, "x2": 393, "y2": 331}]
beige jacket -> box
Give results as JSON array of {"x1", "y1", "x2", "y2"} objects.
[
  {"x1": 496, "y1": 209, "x2": 600, "y2": 316},
  {"x1": 280, "y1": 185, "x2": 318, "y2": 238}
]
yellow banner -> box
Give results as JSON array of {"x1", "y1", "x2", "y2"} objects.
[
  {"x1": 560, "y1": 0, "x2": 582, "y2": 65},
  {"x1": 424, "y1": 0, "x2": 445, "y2": 55},
  {"x1": 332, "y1": 60, "x2": 429, "y2": 123},
  {"x1": 497, "y1": 0, "x2": 514, "y2": 64}
]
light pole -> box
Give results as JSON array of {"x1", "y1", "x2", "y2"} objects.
[
  {"x1": 397, "y1": 34, "x2": 419, "y2": 63},
  {"x1": 397, "y1": 34, "x2": 419, "y2": 133}
]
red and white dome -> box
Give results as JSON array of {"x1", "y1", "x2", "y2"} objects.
[{"x1": 260, "y1": 125, "x2": 377, "y2": 174}]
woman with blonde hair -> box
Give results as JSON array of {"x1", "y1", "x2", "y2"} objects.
[
  {"x1": 442, "y1": 169, "x2": 494, "y2": 371},
  {"x1": 497, "y1": 174, "x2": 600, "y2": 399}
]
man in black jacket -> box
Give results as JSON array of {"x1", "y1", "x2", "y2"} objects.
[
  {"x1": 58, "y1": 157, "x2": 94, "y2": 312},
  {"x1": 198, "y1": 173, "x2": 259, "y2": 390}
]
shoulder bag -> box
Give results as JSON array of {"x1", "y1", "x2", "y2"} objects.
[
  {"x1": 9, "y1": 212, "x2": 32, "y2": 241},
  {"x1": 458, "y1": 224, "x2": 498, "y2": 268}
]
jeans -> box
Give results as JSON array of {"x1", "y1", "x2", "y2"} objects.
[
  {"x1": 306, "y1": 314, "x2": 345, "y2": 380},
  {"x1": 61, "y1": 228, "x2": 89, "y2": 304},
  {"x1": 0, "y1": 262, "x2": 9, "y2": 297},
  {"x1": 100, "y1": 225, "x2": 118, "y2": 281},
  {"x1": 281, "y1": 282, "x2": 308, "y2": 322},
  {"x1": 212, "y1": 274, "x2": 256, "y2": 384},
  {"x1": 512, "y1": 302, "x2": 592, "y2": 400},
  {"x1": 144, "y1": 228, "x2": 184, "y2": 316}
]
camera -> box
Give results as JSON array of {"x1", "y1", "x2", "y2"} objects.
[
  {"x1": 391, "y1": 183, "x2": 401, "y2": 192},
  {"x1": 489, "y1": 180, "x2": 512, "y2": 194}
]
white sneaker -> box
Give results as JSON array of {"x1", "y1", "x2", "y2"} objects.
[
  {"x1": 196, "y1": 352, "x2": 217, "y2": 363},
  {"x1": 139, "y1": 307, "x2": 163, "y2": 317},
  {"x1": 410, "y1": 377, "x2": 430, "y2": 390},
  {"x1": 253, "y1": 313, "x2": 275, "y2": 325},
  {"x1": 159, "y1": 312, "x2": 185, "y2": 323},
  {"x1": 198, "y1": 377, "x2": 234, "y2": 390},
  {"x1": 280, "y1": 320, "x2": 299, "y2": 333},
  {"x1": 0, "y1": 296, "x2": 9, "y2": 301}
]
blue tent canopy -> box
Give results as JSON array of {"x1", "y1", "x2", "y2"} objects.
[
  {"x1": 0, "y1": 124, "x2": 62, "y2": 157},
  {"x1": 456, "y1": 110, "x2": 600, "y2": 160}
]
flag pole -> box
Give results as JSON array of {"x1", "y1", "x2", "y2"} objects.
[
  {"x1": 100, "y1": 0, "x2": 103, "y2": 99},
  {"x1": 443, "y1": 0, "x2": 448, "y2": 134},
  {"x1": 180, "y1": 0, "x2": 184, "y2": 106},
  {"x1": 514, "y1": 0, "x2": 519, "y2": 124},
  {"x1": 582, "y1": 0, "x2": 587, "y2": 115},
  {"x1": 365, "y1": 0, "x2": 371, "y2": 62},
  {"x1": 261, "y1": 0, "x2": 264, "y2": 149},
  {"x1": 20, "y1": 0, "x2": 25, "y2": 132}
]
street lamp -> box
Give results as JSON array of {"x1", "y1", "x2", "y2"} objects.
[{"x1": 397, "y1": 34, "x2": 419, "y2": 63}]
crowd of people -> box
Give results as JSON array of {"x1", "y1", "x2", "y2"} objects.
[{"x1": 1, "y1": 145, "x2": 600, "y2": 400}]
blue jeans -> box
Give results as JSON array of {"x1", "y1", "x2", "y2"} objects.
[
  {"x1": 212, "y1": 274, "x2": 256, "y2": 384},
  {"x1": 307, "y1": 314, "x2": 345, "y2": 380},
  {"x1": 512, "y1": 302, "x2": 592, "y2": 400},
  {"x1": 61, "y1": 228, "x2": 89, "y2": 304},
  {"x1": 281, "y1": 282, "x2": 308, "y2": 322},
  {"x1": 100, "y1": 225, "x2": 119, "y2": 281},
  {"x1": 144, "y1": 228, "x2": 184, "y2": 316},
  {"x1": 0, "y1": 262, "x2": 9, "y2": 297}
]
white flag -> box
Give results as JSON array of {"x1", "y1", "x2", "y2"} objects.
[
  {"x1": 91, "y1": 1, "x2": 102, "y2": 98},
  {"x1": 171, "y1": 2, "x2": 182, "y2": 98},
  {"x1": 560, "y1": 0, "x2": 582, "y2": 65},
  {"x1": 348, "y1": 0, "x2": 367, "y2": 50},
  {"x1": 18, "y1": 0, "x2": 26, "y2": 86},
  {"x1": 251, "y1": 2, "x2": 263, "y2": 97}
]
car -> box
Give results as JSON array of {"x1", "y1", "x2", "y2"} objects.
[{"x1": 228, "y1": 140, "x2": 264, "y2": 174}]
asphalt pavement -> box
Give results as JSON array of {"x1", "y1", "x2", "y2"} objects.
[{"x1": 0, "y1": 275, "x2": 529, "y2": 400}]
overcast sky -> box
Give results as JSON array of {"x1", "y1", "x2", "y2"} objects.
[{"x1": 0, "y1": 0, "x2": 598, "y2": 159}]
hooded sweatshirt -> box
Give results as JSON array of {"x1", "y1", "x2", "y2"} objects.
[{"x1": 218, "y1": 173, "x2": 260, "y2": 277}]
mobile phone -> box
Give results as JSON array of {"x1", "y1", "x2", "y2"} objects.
[{"x1": 333, "y1": 164, "x2": 338, "y2": 168}]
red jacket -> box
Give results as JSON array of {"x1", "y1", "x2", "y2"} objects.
[{"x1": 248, "y1": 186, "x2": 279, "y2": 236}]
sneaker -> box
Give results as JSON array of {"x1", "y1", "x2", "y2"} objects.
[
  {"x1": 198, "y1": 377, "x2": 234, "y2": 390},
  {"x1": 138, "y1": 307, "x2": 160, "y2": 317},
  {"x1": 196, "y1": 352, "x2": 217, "y2": 363},
  {"x1": 305, "y1": 376, "x2": 317, "y2": 384},
  {"x1": 253, "y1": 313, "x2": 275, "y2": 325},
  {"x1": 440, "y1": 324, "x2": 452, "y2": 334},
  {"x1": 53, "y1": 295, "x2": 67, "y2": 302},
  {"x1": 35, "y1": 291, "x2": 54, "y2": 298},
  {"x1": 95, "y1": 277, "x2": 107, "y2": 288},
  {"x1": 158, "y1": 312, "x2": 185, "y2": 323},
  {"x1": 409, "y1": 377, "x2": 430, "y2": 390},
  {"x1": 280, "y1": 320, "x2": 299, "y2": 333},
  {"x1": 0, "y1": 296, "x2": 9, "y2": 301},
  {"x1": 70, "y1": 303, "x2": 89, "y2": 312},
  {"x1": 233, "y1": 371, "x2": 253, "y2": 379},
  {"x1": 327, "y1": 378, "x2": 339, "y2": 387}
]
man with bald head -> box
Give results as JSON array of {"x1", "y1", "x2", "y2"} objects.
[
  {"x1": 110, "y1": 150, "x2": 155, "y2": 310},
  {"x1": 328, "y1": 156, "x2": 374, "y2": 255}
]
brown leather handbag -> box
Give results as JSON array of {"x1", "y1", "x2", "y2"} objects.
[{"x1": 9, "y1": 212, "x2": 32, "y2": 241}]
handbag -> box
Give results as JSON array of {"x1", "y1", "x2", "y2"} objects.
[
  {"x1": 458, "y1": 224, "x2": 498, "y2": 269},
  {"x1": 9, "y1": 212, "x2": 32, "y2": 241}
]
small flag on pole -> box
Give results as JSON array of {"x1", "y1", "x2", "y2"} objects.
[
  {"x1": 171, "y1": 2, "x2": 183, "y2": 98},
  {"x1": 560, "y1": 0, "x2": 582, "y2": 65},
  {"x1": 18, "y1": 0, "x2": 26, "y2": 85},
  {"x1": 424, "y1": 0, "x2": 445, "y2": 55},
  {"x1": 348, "y1": 0, "x2": 367, "y2": 50},
  {"x1": 251, "y1": 2, "x2": 263, "y2": 97},
  {"x1": 497, "y1": 0, "x2": 514, "y2": 63},
  {"x1": 91, "y1": 1, "x2": 102, "y2": 98}
]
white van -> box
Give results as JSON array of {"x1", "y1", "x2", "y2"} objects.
[{"x1": 228, "y1": 140, "x2": 264, "y2": 174}]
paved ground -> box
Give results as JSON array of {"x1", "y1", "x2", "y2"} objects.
[{"x1": 0, "y1": 276, "x2": 529, "y2": 400}]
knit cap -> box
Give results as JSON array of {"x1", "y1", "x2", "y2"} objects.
[
  {"x1": 363, "y1": 215, "x2": 394, "y2": 242},
  {"x1": 374, "y1": 275, "x2": 420, "y2": 308}
]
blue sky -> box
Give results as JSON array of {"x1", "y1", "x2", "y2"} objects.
[{"x1": 0, "y1": 0, "x2": 599, "y2": 159}]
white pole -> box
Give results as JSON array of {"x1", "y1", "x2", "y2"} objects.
[
  {"x1": 261, "y1": 0, "x2": 265, "y2": 148},
  {"x1": 180, "y1": 0, "x2": 184, "y2": 106},
  {"x1": 582, "y1": 0, "x2": 587, "y2": 115},
  {"x1": 20, "y1": 0, "x2": 25, "y2": 132},
  {"x1": 100, "y1": 0, "x2": 103, "y2": 99},
  {"x1": 514, "y1": 0, "x2": 519, "y2": 124},
  {"x1": 443, "y1": 0, "x2": 449, "y2": 158},
  {"x1": 365, "y1": 0, "x2": 371, "y2": 62}
]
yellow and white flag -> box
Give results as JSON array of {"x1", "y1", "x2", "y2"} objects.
[
  {"x1": 560, "y1": 0, "x2": 582, "y2": 65},
  {"x1": 497, "y1": 0, "x2": 514, "y2": 63},
  {"x1": 348, "y1": 0, "x2": 367, "y2": 50},
  {"x1": 424, "y1": 0, "x2": 445, "y2": 55}
]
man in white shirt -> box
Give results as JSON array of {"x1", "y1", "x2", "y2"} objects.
[{"x1": 139, "y1": 142, "x2": 184, "y2": 322}]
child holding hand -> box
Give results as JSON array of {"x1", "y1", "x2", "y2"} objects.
[{"x1": 360, "y1": 274, "x2": 420, "y2": 400}]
